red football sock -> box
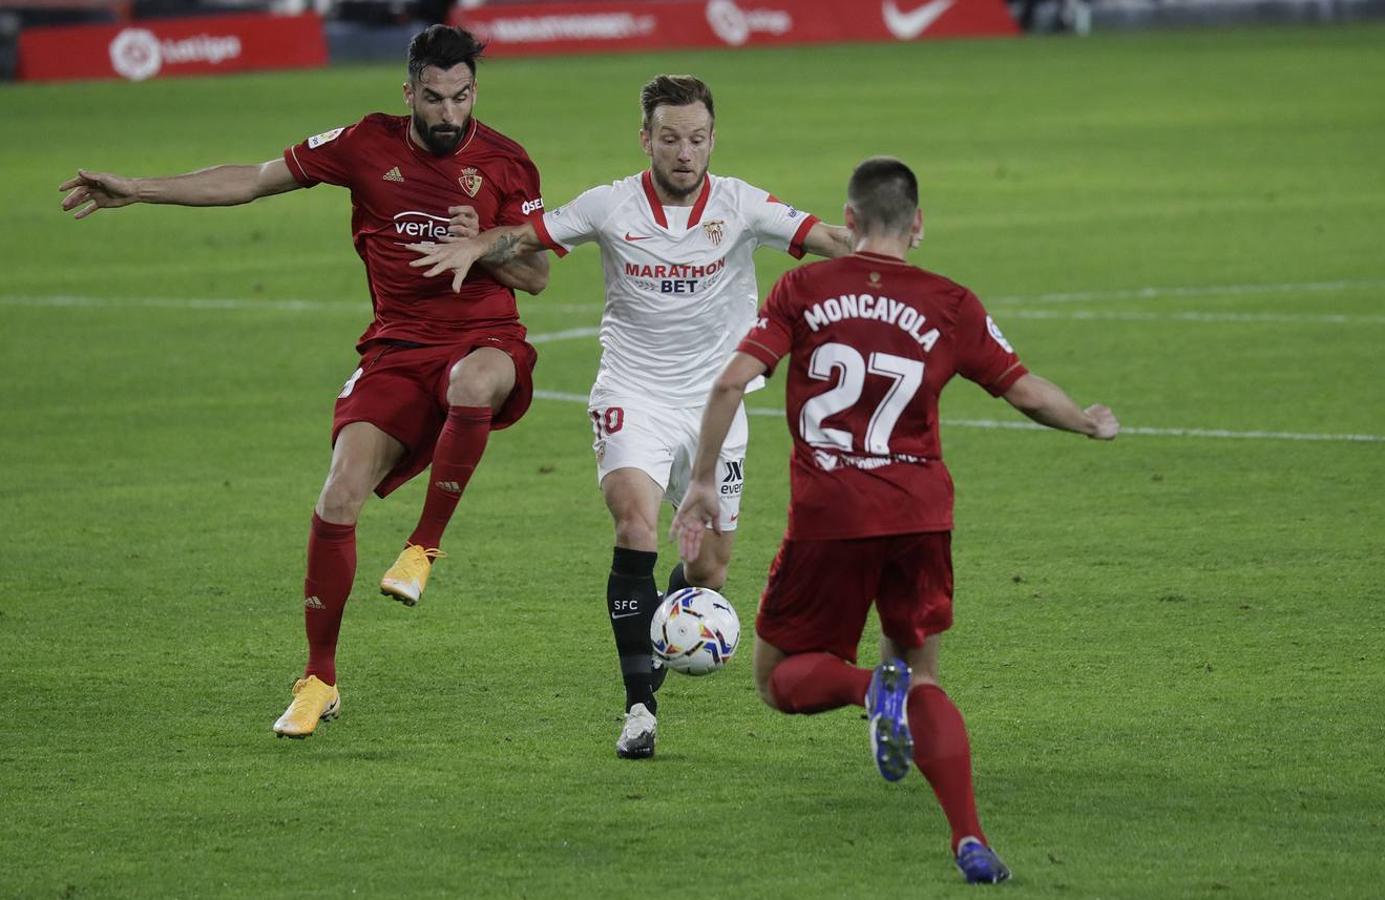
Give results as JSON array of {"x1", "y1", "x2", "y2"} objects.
[
  {"x1": 908, "y1": 684, "x2": 986, "y2": 851},
  {"x1": 767, "y1": 652, "x2": 873, "y2": 714},
  {"x1": 408, "y1": 405, "x2": 492, "y2": 549},
  {"x1": 303, "y1": 513, "x2": 356, "y2": 686}
]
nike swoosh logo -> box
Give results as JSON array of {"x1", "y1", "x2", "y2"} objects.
[
  {"x1": 624, "y1": 232, "x2": 653, "y2": 242},
  {"x1": 611, "y1": 611, "x2": 641, "y2": 620},
  {"x1": 882, "y1": 0, "x2": 955, "y2": 39}
]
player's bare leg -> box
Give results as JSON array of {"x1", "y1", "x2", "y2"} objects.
[
  {"x1": 684, "y1": 529, "x2": 734, "y2": 590},
  {"x1": 275, "y1": 422, "x2": 404, "y2": 738},
  {"x1": 752, "y1": 636, "x2": 788, "y2": 709},
  {"x1": 881, "y1": 633, "x2": 1009, "y2": 884},
  {"x1": 602, "y1": 467, "x2": 665, "y2": 758},
  {"x1": 384, "y1": 347, "x2": 516, "y2": 606},
  {"x1": 318, "y1": 421, "x2": 407, "y2": 525}
]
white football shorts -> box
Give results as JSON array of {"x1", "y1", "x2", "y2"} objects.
[{"x1": 587, "y1": 398, "x2": 748, "y2": 532}]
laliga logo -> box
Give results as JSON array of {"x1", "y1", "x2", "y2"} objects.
[
  {"x1": 986, "y1": 315, "x2": 1014, "y2": 353},
  {"x1": 108, "y1": 27, "x2": 243, "y2": 81},
  {"x1": 705, "y1": 0, "x2": 792, "y2": 47},
  {"x1": 109, "y1": 28, "x2": 161, "y2": 81}
]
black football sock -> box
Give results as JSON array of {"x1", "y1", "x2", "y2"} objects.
[
  {"x1": 665, "y1": 562, "x2": 690, "y2": 596},
  {"x1": 608, "y1": 546, "x2": 659, "y2": 714},
  {"x1": 653, "y1": 562, "x2": 723, "y2": 695},
  {"x1": 650, "y1": 560, "x2": 689, "y2": 695}
]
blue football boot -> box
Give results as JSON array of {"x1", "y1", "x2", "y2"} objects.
[
  {"x1": 865, "y1": 657, "x2": 913, "y2": 781},
  {"x1": 955, "y1": 837, "x2": 1011, "y2": 884}
]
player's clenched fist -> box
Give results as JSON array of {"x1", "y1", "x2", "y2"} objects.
[
  {"x1": 447, "y1": 205, "x2": 479, "y2": 238},
  {"x1": 1085, "y1": 404, "x2": 1120, "y2": 440},
  {"x1": 60, "y1": 169, "x2": 140, "y2": 219}
]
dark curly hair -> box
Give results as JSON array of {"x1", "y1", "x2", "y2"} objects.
[{"x1": 407, "y1": 25, "x2": 486, "y2": 81}]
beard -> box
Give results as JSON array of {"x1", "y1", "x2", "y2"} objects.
[
  {"x1": 412, "y1": 111, "x2": 466, "y2": 155},
  {"x1": 651, "y1": 161, "x2": 707, "y2": 201}
]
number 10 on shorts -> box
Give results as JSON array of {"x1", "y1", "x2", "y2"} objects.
[{"x1": 590, "y1": 406, "x2": 624, "y2": 438}]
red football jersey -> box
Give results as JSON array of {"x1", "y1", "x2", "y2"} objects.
[
  {"x1": 737, "y1": 252, "x2": 1028, "y2": 540},
  {"x1": 284, "y1": 114, "x2": 544, "y2": 349}
]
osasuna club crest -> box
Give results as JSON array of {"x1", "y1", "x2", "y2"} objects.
[
  {"x1": 702, "y1": 219, "x2": 725, "y2": 246},
  {"x1": 459, "y1": 167, "x2": 483, "y2": 198}
]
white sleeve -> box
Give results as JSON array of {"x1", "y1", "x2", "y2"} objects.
[
  {"x1": 738, "y1": 180, "x2": 820, "y2": 259},
  {"x1": 535, "y1": 184, "x2": 613, "y2": 257}
]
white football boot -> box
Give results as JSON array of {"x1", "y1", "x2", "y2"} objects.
[{"x1": 616, "y1": 703, "x2": 657, "y2": 759}]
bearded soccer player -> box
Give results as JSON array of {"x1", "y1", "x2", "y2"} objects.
[
  {"x1": 409, "y1": 75, "x2": 854, "y2": 759},
  {"x1": 59, "y1": 26, "x2": 551, "y2": 738},
  {"x1": 671, "y1": 157, "x2": 1119, "y2": 883}
]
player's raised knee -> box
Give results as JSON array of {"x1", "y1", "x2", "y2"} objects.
[{"x1": 447, "y1": 349, "x2": 515, "y2": 409}]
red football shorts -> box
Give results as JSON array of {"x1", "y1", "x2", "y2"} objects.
[
  {"x1": 755, "y1": 532, "x2": 954, "y2": 662},
  {"x1": 331, "y1": 331, "x2": 538, "y2": 498}
]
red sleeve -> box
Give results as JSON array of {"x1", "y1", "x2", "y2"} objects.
[
  {"x1": 786, "y1": 214, "x2": 820, "y2": 259},
  {"x1": 282, "y1": 121, "x2": 361, "y2": 190},
  {"x1": 532, "y1": 214, "x2": 568, "y2": 257},
  {"x1": 495, "y1": 154, "x2": 544, "y2": 227},
  {"x1": 954, "y1": 290, "x2": 1028, "y2": 397},
  {"x1": 736, "y1": 275, "x2": 796, "y2": 376}
]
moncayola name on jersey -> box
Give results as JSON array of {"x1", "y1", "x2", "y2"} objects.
[{"x1": 803, "y1": 292, "x2": 941, "y2": 350}]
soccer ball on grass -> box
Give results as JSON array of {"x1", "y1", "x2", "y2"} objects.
[{"x1": 650, "y1": 587, "x2": 741, "y2": 676}]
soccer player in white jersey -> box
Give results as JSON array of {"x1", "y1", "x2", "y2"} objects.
[{"x1": 409, "y1": 75, "x2": 852, "y2": 758}]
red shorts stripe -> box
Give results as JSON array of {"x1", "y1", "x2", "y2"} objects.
[{"x1": 755, "y1": 532, "x2": 953, "y2": 662}]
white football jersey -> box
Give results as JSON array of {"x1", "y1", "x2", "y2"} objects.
[{"x1": 537, "y1": 171, "x2": 819, "y2": 407}]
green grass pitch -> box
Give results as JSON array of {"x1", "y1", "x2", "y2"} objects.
[{"x1": 2, "y1": 22, "x2": 1383, "y2": 898}]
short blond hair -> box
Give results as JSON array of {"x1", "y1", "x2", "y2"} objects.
[{"x1": 640, "y1": 75, "x2": 715, "y2": 130}]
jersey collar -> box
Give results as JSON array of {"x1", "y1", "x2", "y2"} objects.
[
  {"x1": 852, "y1": 250, "x2": 912, "y2": 266},
  {"x1": 640, "y1": 170, "x2": 713, "y2": 230}
]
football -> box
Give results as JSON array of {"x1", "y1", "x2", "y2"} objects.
[{"x1": 650, "y1": 587, "x2": 741, "y2": 676}]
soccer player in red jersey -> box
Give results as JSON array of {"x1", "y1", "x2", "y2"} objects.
[
  {"x1": 672, "y1": 157, "x2": 1119, "y2": 884},
  {"x1": 59, "y1": 26, "x2": 551, "y2": 738}
]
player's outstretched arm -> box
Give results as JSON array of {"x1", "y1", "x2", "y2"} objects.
[
  {"x1": 59, "y1": 159, "x2": 300, "y2": 219},
  {"x1": 408, "y1": 222, "x2": 545, "y2": 293},
  {"x1": 445, "y1": 206, "x2": 549, "y2": 295},
  {"x1": 801, "y1": 222, "x2": 854, "y2": 259},
  {"x1": 1002, "y1": 373, "x2": 1119, "y2": 440},
  {"x1": 671, "y1": 352, "x2": 770, "y2": 561}
]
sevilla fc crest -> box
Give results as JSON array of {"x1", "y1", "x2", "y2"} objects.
[
  {"x1": 459, "y1": 167, "x2": 483, "y2": 198},
  {"x1": 702, "y1": 219, "x2": 725, "y2": 246}
]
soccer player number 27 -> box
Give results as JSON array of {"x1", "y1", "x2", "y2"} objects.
[{"x1": 799, "y1": 343, "x2": 924, "y2": 454}]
